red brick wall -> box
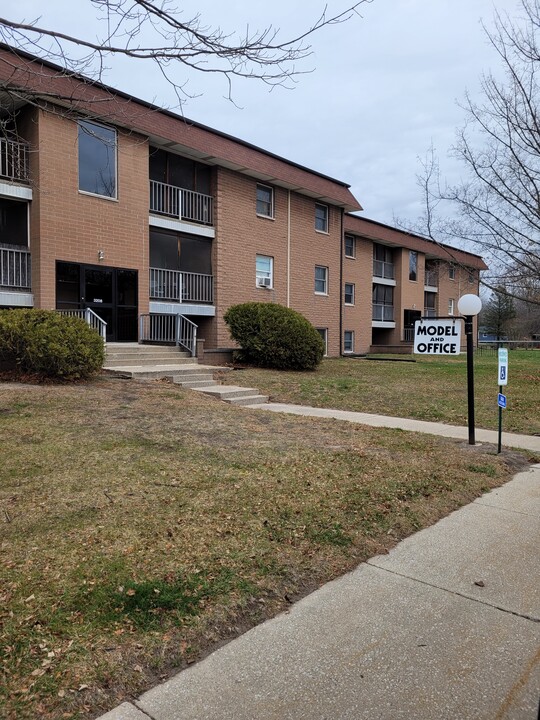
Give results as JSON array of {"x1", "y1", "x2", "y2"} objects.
[
  {"x1": 214, "y1": 168, "x2": 343, "y2": 356},
  {"x1": 30, "y1": 109, "x2": 149, "y2": 312}
]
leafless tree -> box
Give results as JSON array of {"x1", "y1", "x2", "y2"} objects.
[
  {"x1": 0, "y1": 1, "x2": 369, "y2": 104},
  {"x1": 407, "y1": 1, "x2": 540, "y2": 307}
]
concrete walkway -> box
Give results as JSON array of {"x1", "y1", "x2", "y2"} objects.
[
  {"x1": 249, "y1": 403, "x2": 540, "y2": 453},
  {"x1": 100, "y1": 464, "x2": 540, "y2": 720}
]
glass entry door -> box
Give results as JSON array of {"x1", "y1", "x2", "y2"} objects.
[{"x1": 56, "y1": 262, "x2": 138, "y2": 342}]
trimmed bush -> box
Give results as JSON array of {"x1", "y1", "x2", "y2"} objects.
[
  {"x1": 224, "y1": 302, "x2": 324, "y2": 371},
  {"x1": 0, "y1": 309, "x2": 105, "y2": 380}
]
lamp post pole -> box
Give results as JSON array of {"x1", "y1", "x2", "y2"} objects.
[
  {"x1": 464, "y1": 314, "x2": 476, "y2": 445},
  {"x1": 457, "y1": 294, "x2": 482, "y2": 447}
]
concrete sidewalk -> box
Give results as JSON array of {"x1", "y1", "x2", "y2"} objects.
[
  {"x1": 249, "y1": 403, "x2": 540, "y2": 453},
  {"x1": 101, "y1": 464, "x2": 540, "y2": 720}
]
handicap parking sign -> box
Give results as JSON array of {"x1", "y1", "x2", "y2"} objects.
[{"x1": 498, "y1": 393, "x2": 507, "y2": 409}]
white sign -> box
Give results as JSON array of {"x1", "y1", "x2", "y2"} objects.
[
  {"x1": 413, "y1": 319, "x2": 462, "y2": 355},
  {"x1": 498, "y1": 348, "x2": 508, "y2": 386}
]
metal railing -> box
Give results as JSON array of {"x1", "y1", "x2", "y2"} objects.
[
  {"x1": 149, "y1": 268, "x2": 214, "y2": 303},
  {"x1": 373, "y1": 259, "x2": 395, "y2": 280},
  {"x1": 423, "y1": 308, "x2": 437, "y2": 318},
  {"x1": 0, "y1": 138, "x2": 30, "y2": 183},
  {"x1": 425, "y1": 270, "x2": 438, "y2": 287},
  {"x1": 0, "y1": 247, "x2": 31, "y2": 289},
  {"x1": 139, "y1": 313, "x2": 198, "y2": 356},
  {"x1": 149, "y1": 180, "x2": 213, "y2": 225},
  {"x1": 403, "y1": 327, "x2": 415, "y2": 342},
  {"x1": 56, "y1": 308, "x2": 107, "y2": 342},
  {"x1": 372, "y1": 304, "x2": 394, "y2": 322}
]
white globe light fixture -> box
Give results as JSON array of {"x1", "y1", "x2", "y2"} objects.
[
  {"x1": 458, "y1": 293, "x2": 482, "y2": 445},
  {"x1": 458, "y1": 294, "x2": 482, "y2": 317}
]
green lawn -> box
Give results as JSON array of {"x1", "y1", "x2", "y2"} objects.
[{"x1": 223, "y1": 350, "x2": 540, "y2": 435}]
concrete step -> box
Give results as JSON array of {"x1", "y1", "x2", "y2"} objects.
[
  {"x1": 174, "y1": 374, "x2": 216, "y2": 386},
  {"x1": 193, "y1": 385, "x2": 260, "y2": 400},
  {"x1": 106, "y1": 343, "x2": 187, "y2": 355},
  {"x1": 180, "y1": 380, "x2": 219, "y2": 389},
  {"x1": 226, "y1": 394, "x2": 269, "y2": 406},
  {"x1": 105, "y1": 355, "x2": 191, "y2": 367},
  {"x1": 103, "y1": 363, "x2": 198, "y2": 379}
]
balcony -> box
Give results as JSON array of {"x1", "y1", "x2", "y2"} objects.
[
  {"x1": 0, "y1": 246, "x2": 31, "y2": 289},
  {"x1": 373, "y1": 259, "x2": 395, "y2": 280},
  {"x1": 150, "y1": 180, "x2": 213, "y2": 226},
  {"x1": 424, "y1": 307, "x2": 437, "y2": 318},
  {"x1": 0, "y1": 138, "x2": 30, "y2": 184},
  {"x1": 372, "y1": 304, "x2": 394, "y2": 322},
  {"x1": 425, "y1": 270, "x2": 438, "y2": 288},
  {"x1": 150, "y1": 268, "x2": 213, "y2": 304}
]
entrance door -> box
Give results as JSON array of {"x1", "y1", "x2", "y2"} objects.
[{"x1": 56, "y1": 262, "x2": 138, "y2": 342}]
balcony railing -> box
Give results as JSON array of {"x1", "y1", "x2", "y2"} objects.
[
  {"x1": 425, "y1": 270, "x2": 438, "y2": 287},
  {"x1": 424, "y1": 308, "x2": 437, "y2": 318},
  {"x1": 0, "y1": 247, "x2": 31, "y2": 289},
  {"x1": 372, "y1": 304, "x2": 394, "y2": 322},
  {"x1": 0, "y1": 138, "x2": 30, "y2": 183},
  {"x1": 150, "y1": 268, "x2": 214, "y2": 304},
  {"x1": 373, "y1": 259, "x2": 395, "y2": 280},
  {"x1": 150, "y1": 180, "x2": 213, "y2": 225}
]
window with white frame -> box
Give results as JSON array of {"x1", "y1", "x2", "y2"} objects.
[
  {"x1": 256, "y1": 254, "x2": 273, "y2": 288},
  {"x1": 448, "y1": 298, "x2": 455, "y2": 315},
  {"x1": 316, "y1": 328, "x2": 328, "y2": 356},
  {"x1": 344, "y1": 330, "x2": 354, "y2": 353},
  {"x1": 315, "y1": 203, "x2": 329, "y2": 233},
  {"x1": 256, "y1": 184, "x2": 274, "y2": 218},
  {"x1": 409, "y1": 251, "x2": 418, "y2": 281},
  {"x1": 344, "y1": 234, "x2": 356, "y2": 258},
  {"x1": 78, "y1": 119, "x2": 117, "y2": 198},
  {"x1": 449, "y1": 264, "x2": 456, "y2": 280},
  {"x1": 315, "y1": 265, "x2": 328, "y2": 294},
  {"x1": 344, "y1": 282, "x2": 355, "y2": 305}
]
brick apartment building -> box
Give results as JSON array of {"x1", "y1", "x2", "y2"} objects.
[{"x1": 0, "y1": 44, "x2": 486, "y2": 359}]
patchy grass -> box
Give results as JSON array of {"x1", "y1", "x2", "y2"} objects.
[
  {"x1": 0, "y1": 378, "x2": 532, "y2": 719},
  {"x1": 224, "y1": 350, "x2": 540, "y2": 434}
]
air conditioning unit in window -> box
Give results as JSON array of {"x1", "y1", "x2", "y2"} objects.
[{"x1": 257, "y1": 277, "x2": 272, "y2": 288}]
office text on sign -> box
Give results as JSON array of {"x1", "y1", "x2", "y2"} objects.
[{"x1": 413, "y1": 319, "x2": 462, "y2": 355}]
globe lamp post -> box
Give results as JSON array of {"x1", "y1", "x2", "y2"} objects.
[{"x1": 458, "y1": 294, "x2": 482, "y2": 445}]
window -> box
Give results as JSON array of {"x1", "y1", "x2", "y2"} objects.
[
  {"x1": 372, "y1": 284, "x2": 394, "y2": 321},
  {"x1": 373, "y1": 244, "x2": 394, "y2": 279},
  {"x1": 409, "y1": 251, "x2": 418, "y2": 281},
  {"x1": 344, "y1": 282, "x2": 355, "y2": 305},
  {"x1": 315, "y1": 203, "x2": 329, "y2": 233},
  {"x1": 256, "y1": 184, "x2": 274, "y2": 218},
  {"x1": 78, "y1": 119, "x2": 117, "y2": 198},
  {"x1": 449, "y1": 264, "x2": 456, "y2": 280},
  {"x1": 344, "y1": 234, "x2": 356, "y2": 258},
  {"x1": 448, "y1": 298, "x2": 455, "y2": 316},
  {"x1": 344, "y1": 330, "x2": 354, "y2": 353},
  {"x1": 256, "y1": 254, "x2": 273, "y2": 288},
  {"x1": 316, "y1": 328, "x2": 328, "y2": 356},
  {"x1": 315, "y1": 265, "x2": 328, "y2": 294},
  {"x1": 468, "y1": 271, "x2": 475, "y2": 284}
]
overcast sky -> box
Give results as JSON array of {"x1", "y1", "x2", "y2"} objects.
[{"x1": 6, "y1": 0, "x2": 515, "y2": 227}]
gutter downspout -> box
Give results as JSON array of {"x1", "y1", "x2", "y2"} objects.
[
  {"x1": 287, "y1": 190, "x2": 291, "y2": 308},
  {"x1": 339, "y1": 208, "x2": 344, "y2": 356}
]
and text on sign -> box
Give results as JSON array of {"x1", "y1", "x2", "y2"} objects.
[
  {"x1": 413, "y1": 319, "x2": 462, "y2": 355},
  {"x1": 498, "y1": 348, "x2": 508, "y2": 386}
]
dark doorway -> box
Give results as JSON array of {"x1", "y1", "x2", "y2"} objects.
[{"x1": 56, "y1": 261, "x2": 138, "y2": 342}]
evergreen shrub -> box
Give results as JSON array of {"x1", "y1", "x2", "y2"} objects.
[
  {"x1": 0, "y1": 309, "x2": 105, "y2": 380},
  {"x1": 224, "y1": 302, "x2": 324, "y2": 371}
]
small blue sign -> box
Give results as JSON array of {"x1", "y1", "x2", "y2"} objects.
[{"x1": 498, "y1": 393, "x2": 507, "y2": 409}]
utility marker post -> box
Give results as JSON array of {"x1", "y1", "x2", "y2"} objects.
[{"x1": 457, "y1": 295, "x2": 482, "y2": 446}]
